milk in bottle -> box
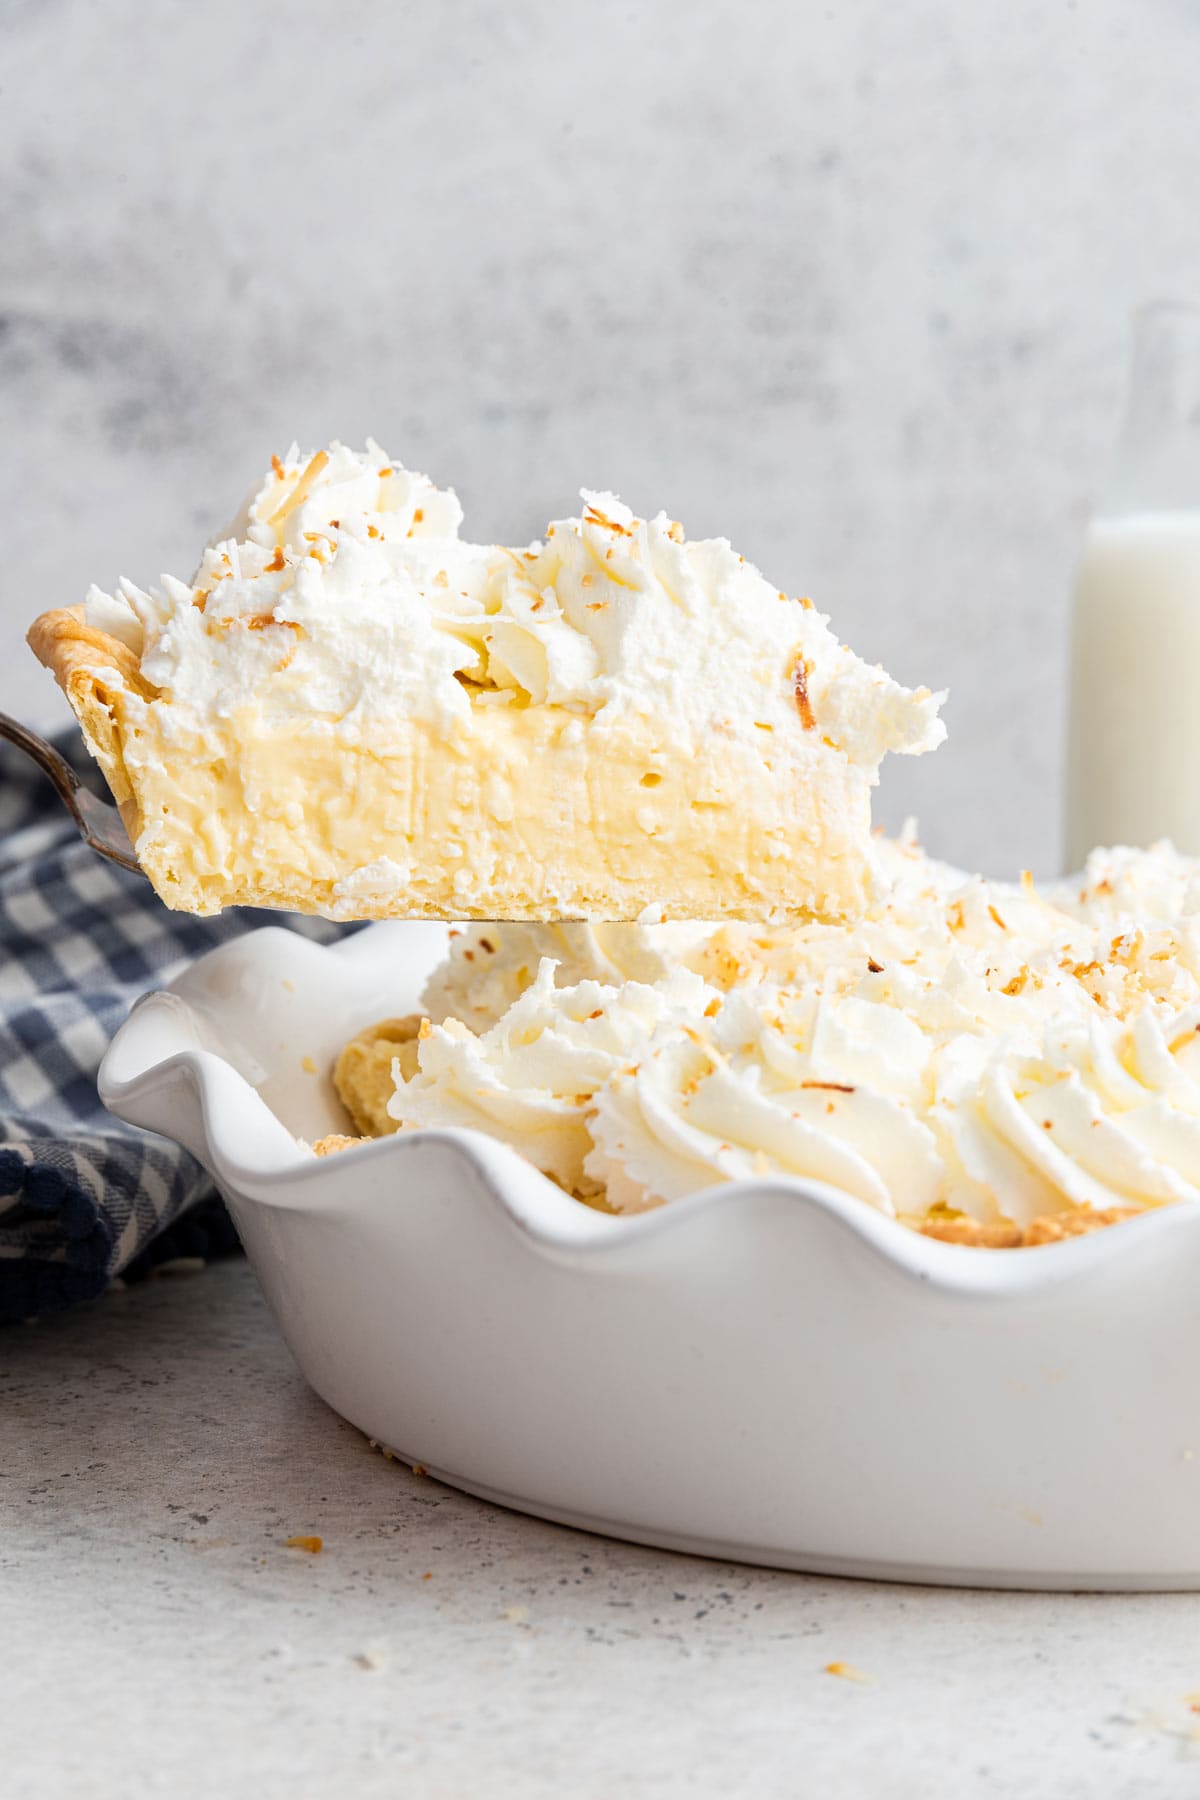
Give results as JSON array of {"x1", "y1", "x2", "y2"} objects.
[
  {"x1": 1064, "y1": 304, "x2": 1200, "y2": 868},
  {"x1": 1065, "y1": 512, "x2": 1200, "y2": 866}
]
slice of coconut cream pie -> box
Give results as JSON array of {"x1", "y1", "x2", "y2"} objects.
[{"x1": 29, "y1": 444, "x2": 944, "y2": 921}]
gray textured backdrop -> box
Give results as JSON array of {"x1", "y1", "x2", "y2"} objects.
[{"x1": 5, "y1": 0, "x2": 1199, "y2": 876}]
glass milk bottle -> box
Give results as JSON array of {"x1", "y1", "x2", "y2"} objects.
[{"x1": 1065, "y1": 302, "x2": 1200, "y2": 868}]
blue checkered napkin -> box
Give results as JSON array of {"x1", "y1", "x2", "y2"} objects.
[{"x1": 0, "y1": 732, "x2": 351, "y2": 1325}]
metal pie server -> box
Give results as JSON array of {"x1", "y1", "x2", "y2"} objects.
[{"x1": 0, "y1": 712, "x2": 141, "y2": 874}]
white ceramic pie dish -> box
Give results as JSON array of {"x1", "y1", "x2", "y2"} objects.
[{"x1": 99, "y1": 921, "x2": 1200, "y2": 1589}]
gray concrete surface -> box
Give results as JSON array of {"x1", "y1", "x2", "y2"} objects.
[
  {"x1": 6, "y1": 1257, "x2": 1200, "y2": 1799},
  {"x1": 6, "y1": 0, "x2": 1200, "y2": 875}
]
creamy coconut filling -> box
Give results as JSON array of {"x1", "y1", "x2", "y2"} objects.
[{"x1": 354, "y1": 837, "x2": 1200, "y2": 1232}]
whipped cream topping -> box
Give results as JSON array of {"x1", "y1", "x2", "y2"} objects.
[
  {"x1": 395, "y1": 961, "x2": 712, "y2": 1197},
  {"x1": 421, "y1": 919, "x2": 715, "y2": 1032},
  {"x1": 390, "y1": 836, "x2": 1200, "y2": 1228},
  {"x1": 82, "y1": 443, "x2": 945, "y2": 766}
]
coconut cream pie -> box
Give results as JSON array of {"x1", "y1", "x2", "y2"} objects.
[
  {"x1": 29, "y1": 443, "x2": 944, "y2": 921},
  {"x1": 322, "y1": 836, "x2": 1200, "y2": 1246}
]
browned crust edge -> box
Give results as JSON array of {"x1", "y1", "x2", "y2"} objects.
[
  {"x1": 28, "y1": 604, "x2": 150, "y2": 698},
  {"x1": 312, "y1": 1133, "x2": 371, "y2": 1157},
  {"x1": 27, "y1": 604, "x2": 148, "y2": 821},
  {"x1": 919, "y1": 1204, "x2": 1140, "y2": 1249},
  {"x1": 333, "y1": 1015, "x2": 423, "y2": 1137}
]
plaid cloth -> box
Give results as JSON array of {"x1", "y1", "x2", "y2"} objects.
[{"x1": 0, "y1": 730, "x2": 351, "y2": 1326}]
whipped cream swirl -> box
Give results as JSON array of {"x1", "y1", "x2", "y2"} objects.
[{"x1": 389, "y1": 837, "x2": 1200, "y2": 1229}]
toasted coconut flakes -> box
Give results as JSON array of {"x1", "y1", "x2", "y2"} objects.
[
  {"x1": 267, "y1": 449, "x2": 330, "y2": 527},
  {"x1": 791, "y1": 656, "x2": 817, "y2": 729},
  {"x1": 584, "y1": 503, "x2": 632, "y2": 537},
  {"x1": 216, "y1": 613, "x2": 300, "y2": 635}
]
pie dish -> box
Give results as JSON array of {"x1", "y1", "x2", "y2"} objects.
[
  {"x1": 28, "y1": 443, "x2": 943, "y2": 922},
  {"x1": 99, "y1": 919, "x2": 1200, "y2": 1589}
]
